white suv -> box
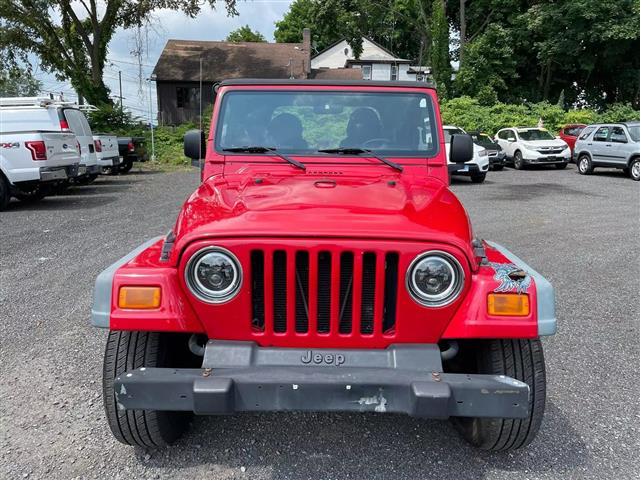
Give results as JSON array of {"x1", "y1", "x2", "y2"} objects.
[
  {"x1": 443, "y1": 126, "x2": 490, "y2": 183},
  {"x1": 1, "y1": 97, "x2": 83, "y2": 209},
  {"x1": 495, "y1": 127, "x2": 571, "y2": 170}
]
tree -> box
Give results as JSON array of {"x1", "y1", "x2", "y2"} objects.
[
  {"x1": 0, "y1": 1, "x2": 239, "y2": 106},
  {"x1": 274, "y1": 0, "x2": 427, "y2": 61},
  {"x1": 429, "y1": 0, "x2": 451, "y2": 98},
  {"x1": 454, "y1": 24, "x2": 517, "y2": 102},
  {"x1": 0, "y1": 66, "x2": 42, "y2": 97},
  {"x1": 226, "y1": 25, "x2": 266, "y2": 42}
]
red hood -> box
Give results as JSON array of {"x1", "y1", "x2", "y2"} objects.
[{"x1": 172, "y1": 168, "x2": 474, "y2": 262}]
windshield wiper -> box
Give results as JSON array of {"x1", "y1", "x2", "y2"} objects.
[
  {"x1": 222, "y1": 146, "x2": 305, "y2": 170},
  {"x1": 317, "y1": 147, "x2": 403, "y2": 172}
]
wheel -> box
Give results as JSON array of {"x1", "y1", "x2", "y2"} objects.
[
  {"x1": 453, "y1": 339, "x2": 546, "y2": 451},
  {"x1": 629, "y1": 158, "x2": 640, "y2": 181},
  {"x1": 471, "y1": 173, "x2": 486, "y2": 183},
  {"x1": 0, "y1": 174, "x2": 10, "y2": 210},
  {"x1": 555, "y1": 163, "x2": 568, "y2": 170},
  {"x1": 119, "y1": 159, "x2": 133, "y2": 173},
  {"x1": 513, "y1": 151, "x2": 525, "y2": 170},
  {"x1": 492, "y1": 164, "x2": 504, "y2": 171},
  {"x1": 103, "y1": 331, "x2": 194, "y2": 448},
  {"x1": 577, "y1": 155, "x2": 593, "y2": 175}
]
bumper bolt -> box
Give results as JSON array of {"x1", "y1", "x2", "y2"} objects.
[
  {"x1": 432, "y1": 372, "x2": 441, "y2": 382},
  {"x1": 202, "y1": 368, "x2": 212, "y2": 377}
]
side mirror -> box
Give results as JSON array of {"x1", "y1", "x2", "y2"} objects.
[
  {"x1": 450, "y1": 134, "x2": 474, "y2": 163},
  {"x1": 507, "y1": 137, "x2": 516, "y2": 142},
  {"x1": 184, "y1": 129, "x2": 206, "y2": 161}
]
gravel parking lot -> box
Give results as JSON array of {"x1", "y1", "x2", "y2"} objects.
[{"x1": 1, "y1": 165, "x2": 638, "y2": 479}]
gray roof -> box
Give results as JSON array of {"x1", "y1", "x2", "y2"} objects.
[{"x1": 153, "y1": 40, "x2": 309, "y2": 82}]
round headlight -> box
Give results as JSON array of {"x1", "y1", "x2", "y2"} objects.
[
  {"x1": 406, "y1": 251, "x2": 464, "y2": 307},
  {"x1": 185, "y1": 247, "x2": 242, "y2": 303}
]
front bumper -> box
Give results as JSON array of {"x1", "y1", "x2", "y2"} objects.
[
  {"x1": 489, "y1": 152, "x2": 506, "y2": 166},
  {"x1": 448, "y1": 162, "x2": 488, "y2": 176},
  {"x1": 114, "y1": 342, "x2": 529, "y2": 419},
  {"x1": 522, "y1": 151, "x2": 570, "y2": 164}
]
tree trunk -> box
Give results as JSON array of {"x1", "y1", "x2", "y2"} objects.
[
  {"x1": 543, "y1": 60, "x2": 553, "y2": 100},
  {"x1": 459, "y1": 0, "x2": 466, "y2": 65}
]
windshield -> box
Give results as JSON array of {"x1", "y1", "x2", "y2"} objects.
[
  {"x1": 472, "y1": 133, "x2": 493, "y2": 143},
  {"x1": 627, "y1": 125, "x2": 640, "y2": 142},
  {"x1": 216, "y1": 90, "x2": 438, "y2": 156},
  {"x1": 518, "y1": 129, "x2": 555, "y2": 141},
  {"x1": 443, "y1": 128, "x2": 465, "y2": 143}
]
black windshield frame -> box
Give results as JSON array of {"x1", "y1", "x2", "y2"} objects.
[{"x1": 213, "y1": 89, "x2": 440, "y2": 158}]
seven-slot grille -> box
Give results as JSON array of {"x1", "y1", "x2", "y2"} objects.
[{"x1": 251, "y1": 249, "x2": 399, "y2": 337}]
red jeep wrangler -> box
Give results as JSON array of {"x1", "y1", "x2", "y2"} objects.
[{"x1": 92, "y1": 80, "x2": 556, "y2": 451}]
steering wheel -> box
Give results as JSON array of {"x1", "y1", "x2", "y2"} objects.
[{"x1": 362, "y1": 138, "x2": 392, "y2": 148}]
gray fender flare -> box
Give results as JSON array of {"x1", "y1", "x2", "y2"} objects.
[
  {"x1": 486, "y1": 241, "x2": 557, "y2": 336},
  {"x1": 91, "y1": 236, "x2": 163, "y2": 328}
]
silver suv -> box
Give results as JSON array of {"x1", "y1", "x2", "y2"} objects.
[{"x1": 574, "y1": 122, "x2": 640, "y2": 181}]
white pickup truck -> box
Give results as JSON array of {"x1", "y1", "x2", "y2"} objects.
[
  {"x1": 1, "y1": 99, "x2": 82, "y2": 209},
  {"x1": 93, "y1": 133, "x2": 121, "y2": 174}
]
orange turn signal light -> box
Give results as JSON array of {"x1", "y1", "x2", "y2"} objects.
[
  {"x1": 487, "y1": 293, "x2": 530, "y2": 316},
  {"x1": 118, "y1": 286, "x2": 161, "y2": 309}
]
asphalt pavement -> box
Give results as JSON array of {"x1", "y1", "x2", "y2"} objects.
[{"x1": 1, "y1": 164, "x2": 638, "y2": 479}]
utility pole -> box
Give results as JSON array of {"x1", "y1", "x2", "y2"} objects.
[
  {"x1": 147, "y1": 74, "x2": 156, "y2": 162},
  {"x1": 119, "y1": 71, "x2": 123, "y2": 111}
]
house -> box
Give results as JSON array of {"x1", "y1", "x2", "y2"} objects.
[
  {"x1": 311, "y1": 37, "x2": 430, "y2": 82},
  {"x1": 152, "y1": 29, "x2": 360, "y2": 125}
]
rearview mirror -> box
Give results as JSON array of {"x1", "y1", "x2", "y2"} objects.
[
  {"x1": 184, "y1": 129, "x2": 206, "y2": 160},
  {"x1": 450, "y1": 134, "x2": 474, "y2": 163}
]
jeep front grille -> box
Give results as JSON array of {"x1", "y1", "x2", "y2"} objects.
[{"x1": 250, "y1": 249, "x2": 399, "y2": 337}]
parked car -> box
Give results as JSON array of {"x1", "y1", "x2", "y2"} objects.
[
  {"x1": 558, "y1": 124, "x2": 586, "y2": 157},
  {"x1": 0, "y1": 97, "x2": 99, "y2": 184},
  {"x1": 468, "y1": 131, "x2": 506, "y2": 170},
  {"x1": 117, "y1": 136, "x2": 147, "y2": 173},
  {"x1": 93, "y1": 79, "x2": 556, "y2": 452},
  {"x1": 443, "y1": 126, "x2": 490, "y2": 182},
  {"x1": 495, "y1": 127, "x2": 571, "y2": 169},
  {"x1": 573, "y1": 122, "x2": 640, "y2": 180},
  {"x1": 0, "y1": 97, "x2": 82, "y2": 209},
  {"x1": 93, "y1": 133, "x2": 121, "y2": 173}
]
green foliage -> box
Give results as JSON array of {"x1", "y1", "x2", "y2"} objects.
[
  {"x1": 0, "y1": 66, "x2": 42, "y2": 97},
  {"x1": 146, "y1": 124, "x2": 198, "y2": 167},
  {"x1": 226, "y1": 25, "x2": 266, "y2": 42},
  {"x1": 455, "y1": 24, "x2": 516, "y2": 101},
  {"x1": 440, "y1": 97, "x2": 640, "y2": 135},
  {"x1": 598, "y1": 103, "x2": 640, "y2": 123},
  {"x1": 274, "y1": 0, "x2": 426, "y2": 60},
  {"x1": 0, "y1": 1, "x2": 239, "y2": 106},
  {"x1": 87, "y1": 104, "x2": 145, "y2": 135}
]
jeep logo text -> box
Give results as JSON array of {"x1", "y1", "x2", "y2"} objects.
[{"x1": 301, "y1": 350, "x2": 345, "y2": 366}]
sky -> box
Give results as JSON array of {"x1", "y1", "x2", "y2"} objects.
[{"x1": 34, "y1": 0, "x2": 294, "y2": 122}]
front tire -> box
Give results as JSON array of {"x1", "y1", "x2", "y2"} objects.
[
  {"x1": 577, "y1": 155, "x2": 593, "y2": 175},
  {"x1": 555, "y1": 162, "x2": 568, "y2": 170},
  {"x1": 471, "y1": 173, "x2": 486, "y2": 183},
  {"x1": 103, "y1": 331, "x2": 193, "y2": 448},
  {"x1": 453, "y1": 339, "x2": 546, "y2": 451},
  {"x1": 513, "y1": 151, "x2": 525, "y2": 170},
  {"x1": 629, "y1": 158, "x2": 640, "y2": 181}
]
